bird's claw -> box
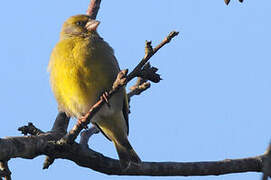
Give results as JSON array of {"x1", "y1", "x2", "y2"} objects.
[
  {"x1": 77, "y1": 118, "x2": 88, "y2": 129},
  {"x1": 118, "y1": 69, "x2": 128, "y2": 85},
  {"x1": 100, "y1": 91, "x2": 110, "y2": 107}
]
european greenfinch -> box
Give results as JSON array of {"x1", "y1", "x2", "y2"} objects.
[{"x1": 48, "y1": 15, "x2": 141, "y2": 167}]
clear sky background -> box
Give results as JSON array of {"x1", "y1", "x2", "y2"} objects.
[{"x1": 0, "y1": 0, "x2": 270, "y2": 180}]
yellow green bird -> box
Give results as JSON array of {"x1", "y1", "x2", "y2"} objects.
[{"x1": 48, "y1": 14, "x2": 141, "y2": 167}]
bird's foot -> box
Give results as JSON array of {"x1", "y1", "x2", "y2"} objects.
[
  {"x1": 77, "y1": 117, "x2": 88, "y2": 129},
  {"x1": 100, "y1": 91, "x2": 110, "y2": 107}
]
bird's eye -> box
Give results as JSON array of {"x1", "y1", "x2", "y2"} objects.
[{"x1": 76, "y1": 21, "x2": 85, "y2": 26}]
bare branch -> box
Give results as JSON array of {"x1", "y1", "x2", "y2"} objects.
[
  {"x1": 127, "y1": 78, "x2": 151, "y2": 102},
  {"x1": 86, "y1": 0, "x2": 102, "y2": 19},
  {"x1": 127, "y1": 31, "x2": 179, "y2": 82},
  {"x1": 0, "y1": 132, "x2": 264, "y2": 176},
  {"x1": 50, "y1": 112, "x2": 70, "y2": 134},
  {"x1": 68, "y1": 154, "x2": 264, "y2": 176}
]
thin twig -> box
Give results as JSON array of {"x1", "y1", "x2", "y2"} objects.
[
  {"x1": 127, "y1": 31, "x2": 179, "y2": 82},
  {"x1": 127, "y1": 77, "x2": 151, "y2": 102},
  {"x1": 60, "y1": 31, "x2": 178, "y2": 144},
  {"x1": 86, "y1": 0, "x2": 102, "y2": 19},
  {"x1": 18, "y1": 122, "x2": 44, "y2": 136}
]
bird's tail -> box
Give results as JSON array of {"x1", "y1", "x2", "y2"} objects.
[{"x1": 114, "y1": 139, "x2": 141, "y2": 168}]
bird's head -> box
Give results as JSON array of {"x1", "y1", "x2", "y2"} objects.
[{"x1": 60, "y1": 15, "x2": 100, "y2": 39}]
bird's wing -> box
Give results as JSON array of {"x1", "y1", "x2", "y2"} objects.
[
  {"x1": 94, "y1": 123, "x2": 112, "y2": 141},
  {"x1": 109, "y1": 53, "x2": 130, "y2": 135},
  {"x1": 122, "y1": 89, "x2": 129, "y2": 135}
]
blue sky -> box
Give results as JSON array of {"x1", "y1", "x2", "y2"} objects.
[{"x1": 0, "y1": 0, "x2": 270, "y2": 179}]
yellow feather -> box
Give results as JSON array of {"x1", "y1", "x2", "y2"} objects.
[
  {"x1": 48, "y1": 15, "x2": 140, "y2": 167},
  {"x1": 49, "y1": 36, "x2": 117, "y2": 117}
]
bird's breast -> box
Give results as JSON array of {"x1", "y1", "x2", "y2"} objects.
[{"x1": 49, "y1": 37, "x2": 119, "y2": 117}]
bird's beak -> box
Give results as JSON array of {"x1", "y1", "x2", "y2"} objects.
[{"x1": 85, "y1": 19, "x2": 100, "y2": 31}]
